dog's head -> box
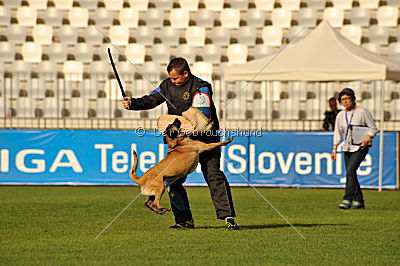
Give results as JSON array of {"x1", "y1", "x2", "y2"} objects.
[
  {"x1": 164, "y1": 118, "x2": 185, "y2": 149},
  {"x1": 165, "y1": 118, "x2": 181, "y2": 139}
]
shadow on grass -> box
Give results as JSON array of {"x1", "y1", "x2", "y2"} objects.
[{"x1": 196, "y1": 223, "x2": 348, "y2": 230}]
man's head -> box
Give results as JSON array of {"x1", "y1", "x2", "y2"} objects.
[
  {"x1": 338, "y1": 88, "x2": 356, "y2": 109},
  {"x1": 167, "y1": 57, "x2": 191, "y2": 87},
  {"x1": 328, "y1": 97, "x2": 338, "y2": 111}
]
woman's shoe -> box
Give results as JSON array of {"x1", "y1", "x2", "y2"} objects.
[
  {"x1": 352, "y1": 201, "x2": 365, "y2": 209},
  {"x1": 339, "y1": 200, "x2": 351, "y2": 209}
]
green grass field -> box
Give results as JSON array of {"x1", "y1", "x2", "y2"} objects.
[{"x1": 1, "y1": 186, "x2": 399, "y2": 265}]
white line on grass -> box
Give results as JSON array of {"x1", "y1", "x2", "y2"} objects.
[
  {"x1": 225, "y1": 159, "x2": 306, "y2": 240},
  {"x1": 95, "y1": 158, "x2": 176, "y2": 239}
]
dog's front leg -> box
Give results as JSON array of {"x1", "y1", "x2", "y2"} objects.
[{"x1": 199, "y1": 137, "x2": 233, "y2": 153}]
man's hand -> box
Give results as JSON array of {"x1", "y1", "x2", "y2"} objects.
[
  {"x1": 359, "y1": 136, "x2": 371, "y2": 148},
  {"x1": 121, "y1": 97, "x2": 131, "y2": 109},
  {"x1": 331, "y1": 151, "x2": 337, "y2": 161}
]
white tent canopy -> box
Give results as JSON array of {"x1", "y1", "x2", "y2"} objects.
[{"x1": 224, "y1": 20, "x2": 400, "y2": 81}]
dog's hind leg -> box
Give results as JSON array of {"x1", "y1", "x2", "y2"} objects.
[
  {"x1": 152, "y1": 188, "x2": 171, "y2": 215},
  {"x1": 144, "y1": 196, "x2": 155, "y2": 211}
]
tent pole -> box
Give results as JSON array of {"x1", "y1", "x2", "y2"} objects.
[
  {"x1": 378, "y1": 80, "x2": 385, "y2": 192},
  {"x1": 267, "y1": 81, "x2": 273, "y2": 131}
]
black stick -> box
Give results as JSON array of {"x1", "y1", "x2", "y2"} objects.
[{"x1": 107, "y1": 48, "x2": 126, "y2": 98}]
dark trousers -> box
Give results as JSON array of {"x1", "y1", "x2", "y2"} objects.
[
  {"x1": 343, "y1": 148, "x2": 369, "y2": 203},
  {"x1": 165, "y1": 147, "x2": 236, "y2": 224}
]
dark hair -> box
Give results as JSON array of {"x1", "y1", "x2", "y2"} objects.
[
  {"x1": 167, "y1": 57, "x2": 191, "y2": 75},
  {"x1": 338, "y1": 88, "x2": 356, "y2": 103},
  {"x1": 328, "y1": 97, "x2": 336, "y2": 103}
]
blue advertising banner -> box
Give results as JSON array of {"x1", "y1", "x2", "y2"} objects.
[{"x1": 0, "y1": 130, "x2": 397, "y2": 188}]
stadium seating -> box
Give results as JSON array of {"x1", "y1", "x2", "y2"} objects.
[
  {"x1": 211, "y1": 27, "x2": 231, "y2": 46},
  {"x1": 185, "y1": 26, "x2": 206, "y2": 47},
  {"x1": 332, "y1": 0, "x2": 353, "y2": 10},
  {"x1": 388, "y1": 43, "x2": 400, "y2": 63},
  {"x1": 1, "y1": 0, "x2": 400, "y2": 127},
  {"x1": 350, "y1": 8, "x2": 371, "y2": 27},
  {"x1": 376, "y1": 6, "x2": 398, "y2": 27},
  {"x1": 54, "y1": 0, "x2": 73, "y2": 9},
  {"x1": 22, "y1": 42, "x2": 42, "y2": 63},
  {"x1": 361, "y1": 43, "x2": 381, "y2": 54},
  {"x1": 145, "y1": 9, "x2": 164, "y2": 28},
  {"x1": 358, "y1": 0, "x2": 379, "y2": 9},
  {"x1": 179, "y1": 0, "x2": 199, "y2": 11},
  {"x1": 94, "y1": 8, "x2": 113, "y2": 27},
  {"x1": 281, "y1": 0, "x2": 301, "y2": 11},
  {"x1": 227, "y1": 44, "x2": 248, "y2": 64},
  {"x1": 340, "y1": 25, "x2": 362, "y2": 45},
  {"x1": 104, "y1": 0, "x2": 124, "y2": 11},
  {"x1": 323, "y1": 8, "x2": 344, "y2": 27},
  {"x1": 237, "y1": 26, "x2": 257, "y2": 46},
  {"x1": 129, "y1": 0, "x2": 149, "y2": 11},
  {"x1": 154, "y1": 0, "x2": 174, "y2": 11},
  {"x1": 262, "y1": 26, "x2": 283, "y2": 47},
  {"x1": 109, "y1": 26, "x2": 130, "y2": 46},
  {"x1": 204, "y1": 0, "x2": 224, "y2": 11},
  {"x1": 245, "y1": 9, "x2": 266, "y2": 28},
  {"x1": 160, "y1": 27, "x2": 180, "y2": 46},
  {"x1": 125, "y1": 44, "x2": 146, "y2": 64},
  {"x1": 135, "y1": 27, "x2": 155, "y2": 45},
  {"x1": 43, "y1": 8, "x2": 63, "y2": 26},
  {"x1": 119, "y1": 9, "x2": 139, "y2": 28},
  {"x1": 271, "y1": 8, "x2": 292, "y2": 28},
  {"x1": 6, "y1": 25, "x2": 26, "y2": 44},
  {"x1": 33, "y1": 25, "x2": 53, "y2": 45},
  {"x1": 368, "y1": 25, "x2": 389, "y2": 45},
  {"x1": 297, "y1": 8, "x2": 317, "y2": 28},
  {"x1": 151, "y1": 44, "x2": 171, "y2": 63},
  {"x1": 202, "y1": 44, "x2": 222, "y2": 64},
  {"x1": 16, "y1": 7, "x2": 37, "y2": 27},
  {"x1": 220, "y1": 9, "x2": 241, "y2": 29},
  {"x1": 68, "y1": 7, "x2": 89, "y2": 27},
  {"x1": 48, "y1": 42, "x2": 67, "y2": 63},
  {"x1": 195, "y1": 9, "x2": 215, "y2": 28},
  {"x1": 75, "y1": 43, "x2": 93, "y2": 63},
  {"x1": 170, "y1": 9, "x2": 190, "y2": 29},
  {"x1": 3, "y1": 0, "x2": 22, "y2": 8},
  {"x1": 254, "y1": 0, "x2": 274, "y2": 11},
  {"x1": 176, "y1": 44, "x2": 197, "y2": 63},
  {"x1": 28, "y1": 0, "x2": 48, "y2": 9},
  {"x1": 80, "y1": 0, "x2": 98, "y2": 10}
]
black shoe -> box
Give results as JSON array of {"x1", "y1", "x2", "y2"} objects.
[
  {"x1": 339, "y1": 200, "x2": 351, "y2": 209},
  {"x1": 225, "y1": 217, "x2": 239, "y2": 230},
  {"x1": 352, "y1": 201, "x2": 365, "y2": 209},
  {"x1": 169, "y1": 219, "x2": 194, "y2": 229}
]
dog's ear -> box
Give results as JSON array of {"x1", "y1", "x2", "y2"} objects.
[{"x1": 173, "y1": 118, "x2": 181, "y2": 128}]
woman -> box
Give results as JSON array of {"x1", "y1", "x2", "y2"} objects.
[{"x1": 331, "y1": 88, "x2": 377, "y2": 209}]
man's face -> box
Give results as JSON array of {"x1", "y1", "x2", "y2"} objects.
[
  {"x1": 340, "y1": 95, "x2": 353, "y2": 109},
  {"x1": 168, "y1": 69, "x2": 189, "y2": 87},
  {"x1": 329, "y1": 100, "x2": 337, "y2": 111}
]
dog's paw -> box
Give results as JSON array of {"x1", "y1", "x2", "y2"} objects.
[{"x1": 157, "y1": 208, "x2": 171, "y2": 215}]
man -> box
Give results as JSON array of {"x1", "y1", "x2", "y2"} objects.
[
  {"x1": 122, "y1": 58, "x2": 239, "y2": 230},
  {"x1": 323, "y1": 97, "x2": 341, "y2": 131}
]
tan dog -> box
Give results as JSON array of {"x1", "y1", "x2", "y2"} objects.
[{"x1": 130, "y1": 118, "x2": 233, "y2": 215}]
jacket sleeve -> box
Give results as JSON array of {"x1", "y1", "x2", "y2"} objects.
[{"x1": 129, "y1": 81, "x2": 167, "y2": 110}]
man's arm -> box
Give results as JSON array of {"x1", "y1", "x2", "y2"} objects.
[
  {"x1": 192, "y1": 86, "x2": 212, "y2": 119},
  {"x1": 122, "y1": 83, "x2": 167, "y2": 110}
]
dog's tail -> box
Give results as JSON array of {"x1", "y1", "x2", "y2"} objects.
[{"x1": 130, "y1": 150, "x2": 142, "y2": 185}]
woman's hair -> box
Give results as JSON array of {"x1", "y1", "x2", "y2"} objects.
[
  {"x1": 338, "y1": 88, "x2": 356, "y2": 103},
  {"x1": 167, "y1": 57, "x2": 191, "y2": 75}
]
